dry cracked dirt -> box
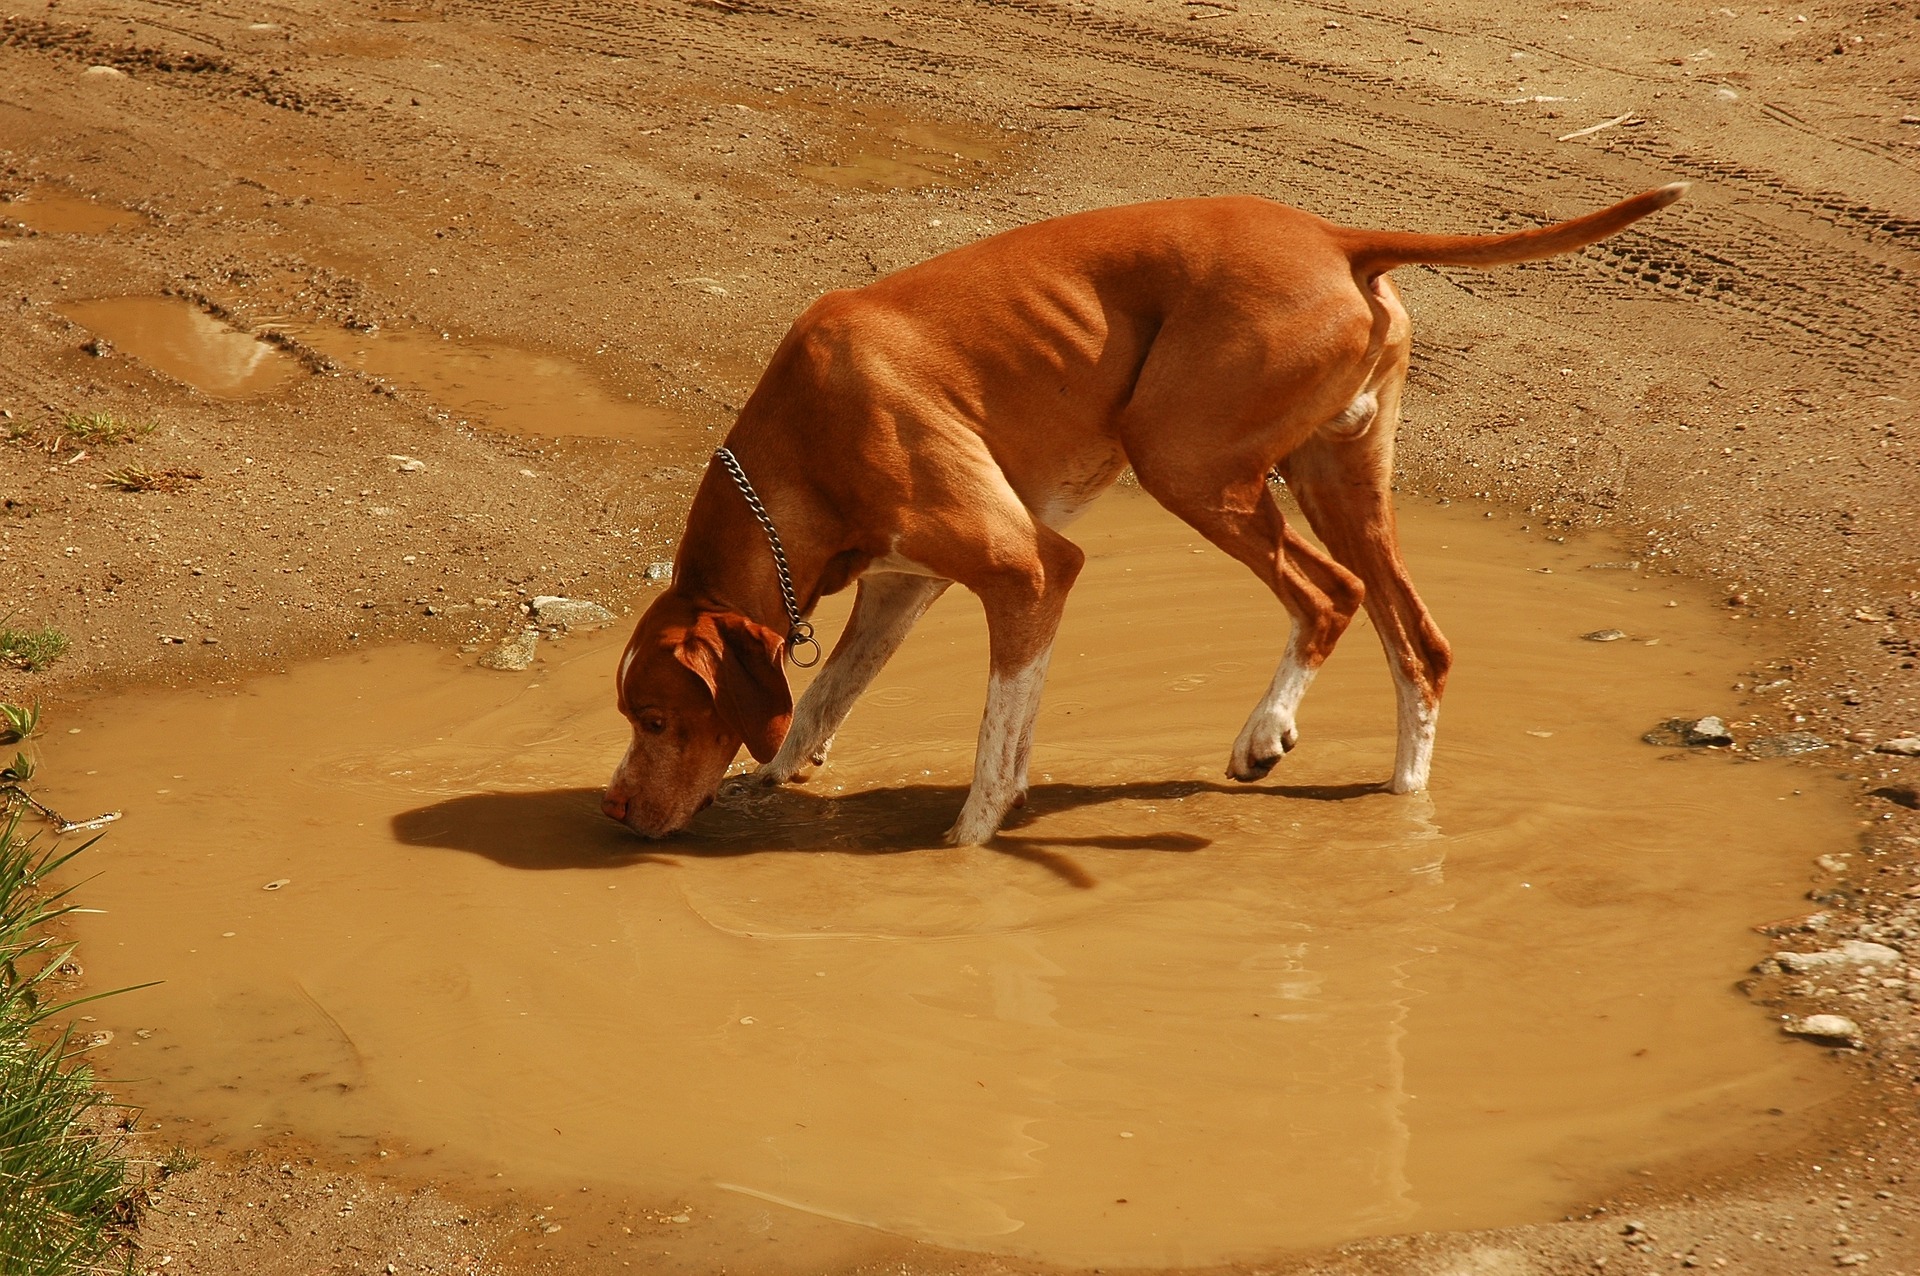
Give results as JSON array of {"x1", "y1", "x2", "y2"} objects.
[{"x1": 2, "y1": 0, "x2": 1919, "y2": 1273}]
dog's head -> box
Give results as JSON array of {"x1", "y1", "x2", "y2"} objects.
[{"x1": 602, "y1": 593, "x2": 792, "y2": 837}]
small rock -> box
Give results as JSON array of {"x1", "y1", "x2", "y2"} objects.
[
  {"x1": 1746, "y1": 732, "x2": 1829, "y2": 758},
  {"x1": 644, "y1": 561, "x2": 674, "y2": 582},
  {"x1": 1872, "y1": 736, "x2": 1920, "y2": 757},
  {"x1": 157, "y1": 634, "x2": 187, "y2": 645},
  {"x1": 1773, "y1": 941, "x2": 1902, "y2": 973},
  {"x1": 530, "y1": 596, "x2": 615, "y2": 629},
  {"x1": 386, "y1": 454, "x2": 427, "y2": 473},
  {"x1": 1585, "y1": 561, "x2": 1641, "y2": 571},
  {"x1": 82, "y1": 336, "x2": 112, "y2": 357},
  {"x1": 1583, "y1": 628, "x2": 1628, "y2": 642},
  {"x1": 1643, "y1": 716, "x2": 1733, "y2": 747},
  {"x1": 263, "y1": 879, "x2": 291, "y2": 891},
  {"x1": 84, "y1": 65, "x2": 127, "y2": 78},
  {"x1": 1783, "y1": 1014, "x2": 1860, "y2": 1045},
  {"x1": 477, "y1": 629, "x2": 539, "y2": 671}
]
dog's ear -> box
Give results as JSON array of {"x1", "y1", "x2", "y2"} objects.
[{"x1": 673, "y1": 612, "x2": 793, "y2": 763}]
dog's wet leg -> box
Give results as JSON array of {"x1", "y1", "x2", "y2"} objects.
[
  {"x1": 758, "y1": 572, "x2": 950, "y2": 784},
  {"x1": 1133, "y1": 463, "x2": 1362, "y2": 782},
  {"x1": 1282, "y1": 433, "x2": 1452, "y2": 794},
  {"x1": 945, "y1": 526, "x2": 1083, "y2": 846}
]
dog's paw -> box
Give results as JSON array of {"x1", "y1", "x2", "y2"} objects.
[
  {"x1": 1227, "y1": 724, "x2": 1299, "y2": 782},
  {"x1": 943, "y1": 807, "x2": 1005, "y2": 847}
]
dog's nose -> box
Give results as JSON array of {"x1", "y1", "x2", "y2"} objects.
[{"x1": 601, "y1": 790, "x2": 628, "y2": 822}]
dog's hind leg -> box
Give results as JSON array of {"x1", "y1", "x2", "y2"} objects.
[
  {"x1": 757, "y1": 572, "x2": 950, "y2": 784},
  {"x1": 1130, "y1": 455, "x2": 1364, "y2": 782},
  {"x1": 1281, "y1": 427, "x2": 1452, "y2": 794}
]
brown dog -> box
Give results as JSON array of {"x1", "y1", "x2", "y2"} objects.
[{"x1": 603, "y1": 185, "x2": 1686, "y2": 843}]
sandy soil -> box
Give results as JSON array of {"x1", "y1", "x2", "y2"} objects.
[{"x1": 1, "y1": 0, "x2": 1917, "y2": 1271}]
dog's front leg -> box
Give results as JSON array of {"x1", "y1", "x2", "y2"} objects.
[
  {"x1": 758, "y1": 573, "x2": 950, "y2": 784},
  {"x1": 945, "y1": 531, "x2": 1084, "y2": 847},
  {"x1": 946, "y1": 644, "x2": 1057, "y2": 845}
]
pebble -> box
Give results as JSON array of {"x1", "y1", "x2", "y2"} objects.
[
  {"x1": 83, "y1": 65, "x2": 127, "y2": 78},
  {"x1": 1873, "y1": 736, "x2": 1920, "y2": 757},
  {"x1": 1583, "y1": 628, "x2": 1628, "y2": 642},
  {"x1": 1643, "y1": 716, "x2": 1733, "y2": 747},
  {"x1": 477, "y1": 629, "x2": 539, "y2": 671},
  {"x1": 1746, "y1": 732, "x2": 1829, "y2": 758},
  {"x1": 385, "y1": 454, "x2": 427, "y2": 473},
  {"x1": 1783, "y1": 1014, "x2": 1860, "y2": 1044},
  {"x1": 644, "y1": 561, "x2": 674, "y2": 582},
  {"x1": 262, "y1": 879, "x2": 291, "y2": 891},
  {"x1": 530, "y1": 596, "x2": 615, "y2": 629},
  {"x1": 1773, "y1": 941, "x2": 1902, "y2": 973}
]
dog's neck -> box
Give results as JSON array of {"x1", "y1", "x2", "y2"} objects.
[{"x1": 674, "y1": 448, "x2": 837, "y2": 641}]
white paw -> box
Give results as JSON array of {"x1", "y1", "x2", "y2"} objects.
[
  {"x1": 942, "y1": 801, "x2": 1007, "y2": 847},
  {"x1": 1228, "y1": 718, "x2": 1299, "y2": 783}
]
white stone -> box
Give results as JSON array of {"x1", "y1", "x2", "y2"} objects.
[
  {"x1": 530, "y1": 596, "x2": 615, "y2": 629},
  {"x1": 1784, "y1": 1014, "x2": 1859, "y2": 1043},
  {"x1": 1774, "y1": 941, "x2": 1903, "y2": 973}
]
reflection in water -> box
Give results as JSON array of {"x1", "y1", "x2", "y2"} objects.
[
  {"x1": 47, "y1": 493, "x2": 1845, "y2": 1267},
  {"x1": 62, "y1": 297, "x2": 302, "y2": 399}
]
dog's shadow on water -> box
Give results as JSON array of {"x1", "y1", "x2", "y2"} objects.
[{"x1": 390, "y1": 777, "x2": 1382, "y2": 888}]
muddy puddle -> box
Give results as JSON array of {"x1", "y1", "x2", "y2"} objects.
[
  {"x1": 62, "y1": 297, "x2": 303, "y2": 399},
  {"x1": 791, "y1": 103, "x2": 1007, "y2": 191},
  {"x1": 49, "y1": 492, "x2": 1848, "y2": 1268},
  {"x1": 2, "y1": 187, "x2": 143, "y2": 235},
  {"x1": 263, "y1": 318, "x2": 685, "y2": 441}
]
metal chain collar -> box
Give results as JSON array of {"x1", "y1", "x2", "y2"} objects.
[{"x1": 711, "y1": 447, "x2": 822, "y2": 667}]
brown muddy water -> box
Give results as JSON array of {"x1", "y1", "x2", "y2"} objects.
[
  {"x1": 791, "y1": 105, "x2": 1007, "y2": 191},
  {"x1": 62, "y1": 297, "x2": 303, "y2": 399},
  {"x1": 2, "y1": 187, "x2": 143, "y2": 235},
  {"x1": 261, "y1": 319, "x2": 684, "y2": 440},
  {"x1": 48, "y1": 492, "x2": 1847, "y2": 1269}
]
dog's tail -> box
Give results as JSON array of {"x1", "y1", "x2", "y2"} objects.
[{"x1": 1334, "y1": 183, "x2": 1686, "y2": 279}]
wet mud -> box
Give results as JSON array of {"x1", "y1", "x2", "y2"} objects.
[{"x1": 47, "y1": 491, "x2": 1851, "y2": 1268}]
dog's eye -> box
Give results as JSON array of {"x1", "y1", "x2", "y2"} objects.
[{"x1": 638, "y1": 711, "x2": 668, "y2": 735}]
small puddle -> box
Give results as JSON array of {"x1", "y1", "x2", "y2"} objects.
[
  {"x1": 62, "y1": 297, "x2": 303, "y2": 399},
  {"x1": 792, "y1": 104, "x2": 1007, "y2": 191},
  {"x1": 264, "y1": 319, "x2": 686, "y2": 441},
  {"x1": 49, "y1": 493, "x2": 1847, "y2": 1268},
  {"x1": 3, "y1": 187, "x2": 143, "y2": 234}
]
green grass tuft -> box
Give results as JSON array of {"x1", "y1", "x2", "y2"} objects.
[
  {"x1": 0, "y1": 806, "x2": 140, "y2": 1275},
  {"x1": 56, "y1": 414, "x2": 150, "y2": 447},
  {"x1": 0, "y1": 704, "x2": 37, "y2": 746},
  {"x1": 0, "y1": 629, "x2": 69, "y2": 675}
]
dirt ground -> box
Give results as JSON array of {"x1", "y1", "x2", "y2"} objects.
[{"x1": 2, "y1": 0, "x2": 1917, "y2": 1271}]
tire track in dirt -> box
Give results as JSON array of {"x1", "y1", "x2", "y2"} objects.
[{"x1": 0, "y1": 16, "x2": 349, "y2": 115}]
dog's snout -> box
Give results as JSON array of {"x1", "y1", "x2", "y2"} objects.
[{"x1": 601, "y1": 789, "x2": 629, "y2": 822}]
